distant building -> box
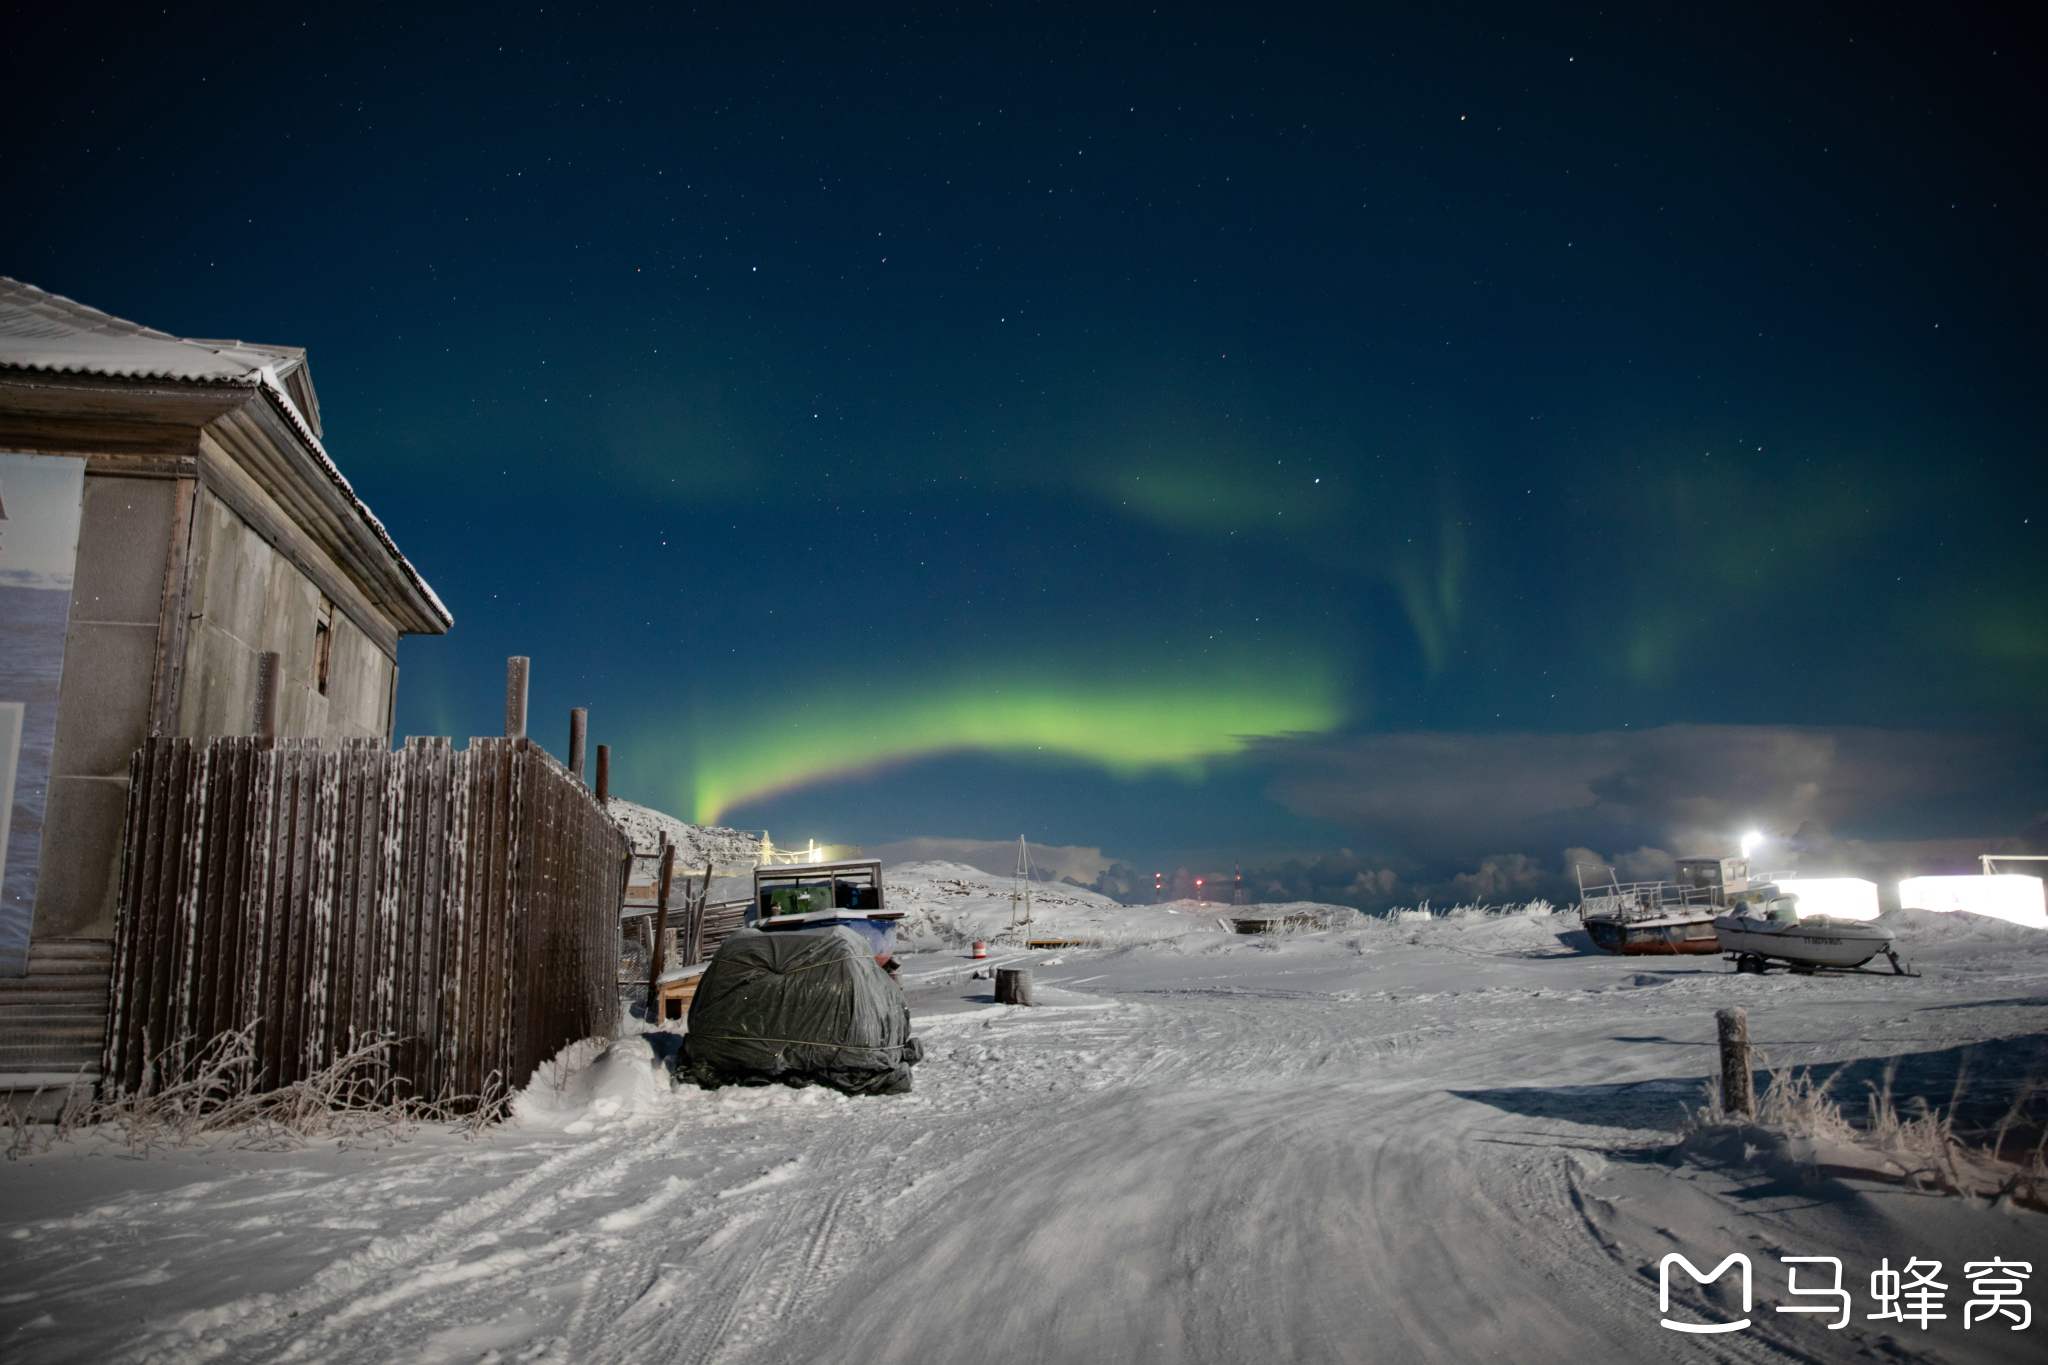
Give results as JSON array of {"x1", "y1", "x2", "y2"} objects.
[{"x1": 0, "y1": 278, "x2": 449, "y2": 1010}]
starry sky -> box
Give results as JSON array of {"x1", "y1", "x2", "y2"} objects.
[{"x1": 9, "y1": 2, "x2": 2043, "y2": 904}]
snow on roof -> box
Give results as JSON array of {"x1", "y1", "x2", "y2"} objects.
[
  {"x1": 0, "y1": 275, "x2": 308, "y2": 384},
  {"x1": 0, "y1": 277, "x2": 450, "y2": 631}
]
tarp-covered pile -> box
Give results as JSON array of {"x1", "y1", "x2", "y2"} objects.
[{"x1": 681, "y1": 927, "x2": 921, "y2": 1095}]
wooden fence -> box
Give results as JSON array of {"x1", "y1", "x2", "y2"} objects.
[{"x1": 105, "y1": 735, "x2": 628, "y2": 1103}]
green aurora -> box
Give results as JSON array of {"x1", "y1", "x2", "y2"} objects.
[{"x1": 684, "y1": 662, "x2": 1344, "y2": 824}]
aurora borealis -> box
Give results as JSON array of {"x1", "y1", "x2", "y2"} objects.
[
  {"x1": 685, "y1": 660, "x2": 1344, "y2": 824},
  {"x1": 10, "y1": 3, "x2": 2042, "y2": 902}
]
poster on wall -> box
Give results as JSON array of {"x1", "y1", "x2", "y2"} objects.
[{"x1": 0, "y1": 453, "x2": 85, "y2": 977}]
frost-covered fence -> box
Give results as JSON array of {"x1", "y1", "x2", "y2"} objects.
[{"x1": 104, "y1": 736, "x2": 628, "y2": 1105}]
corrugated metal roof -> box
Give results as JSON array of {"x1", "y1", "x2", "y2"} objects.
[
  {"x1": 0, "y1": 277, "x2": 451, "y2": 632},
  {"x1": 0, "y1": 277, "x2": 305, "y2": 385}
]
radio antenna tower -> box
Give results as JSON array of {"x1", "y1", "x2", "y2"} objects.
[{"x1": 1008, "y1": 835, "x2": 1035, "y2": 946}]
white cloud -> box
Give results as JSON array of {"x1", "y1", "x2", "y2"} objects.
[
  {"x1": 1251, "y1": 724, "x2": 2031, "y2": 862},
  {"x1": 1449, "y1": 853, "x2": 1551, "y2": 901}
]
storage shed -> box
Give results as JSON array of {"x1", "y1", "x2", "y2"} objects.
[{"x1": 0, "y1": 278, "x2": 449, "y2": 1097}]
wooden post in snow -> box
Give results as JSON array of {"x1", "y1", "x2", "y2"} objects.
[
  {"x1": 1717, "y1": 1007, "x2": 1754, "y2": 1119},
  {"x1": 253, "y1": 650, "x2": 281, "y2": 739},
  {"x1": 595, "y1": 745, "x2": 611, "y2": 803},
  {"x1": 505, "y1": 656, "x2": 530, "y2": 739},
  {"x1": 568, "y1": 708, "x2": 588, "y2": 783},
  {"x1": 645, "y1": 838, "x2": 677, "y2": 1021},
  {"x1": 995, "y1": 967, "x2": 1033, "y2": 1007},
  {"x1": 684, "y1": 863, "x2": 713, "y2": 966}
]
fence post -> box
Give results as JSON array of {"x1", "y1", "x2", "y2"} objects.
[
  {"x1": 254, "y1": 651, "x2": 281, "y2": 739},
  {"x1": 688, "y1": 862, "x2": 712, "y2": 965},
  {"x1": 644, "y1": 838, "x2": 677, "y2": 1021},
  {"x1": 505, "y1": 657, "x2": 530, "y2": 739},
  {"x1": 595, "y1": 744, "x2": 610, "y2": 803},
  {"x1": 568, "y1": 708, "x2": 588, "y2": 783},
  {"x1": 1717, "y1": 1007, "x2": 1753, "y2": 1118}
]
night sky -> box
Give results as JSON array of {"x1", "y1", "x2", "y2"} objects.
[{"x1": 10, "y1": 3, "x2": 2043, "y2": 904}]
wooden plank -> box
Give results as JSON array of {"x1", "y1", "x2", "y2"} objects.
[
  {"x1": 367, "y1": 741, "x2": 402, "y2": 1048},
  {"x1": 144, "y1": 475, "x2": 199, "y2": 736},
  {"x1": 328, "y1": 741, "x2": 361, "y2": 1057},
  {"x1": 271, "y1": 742, "x2": 306, "y2": 1086},
  {"x1": 350, "y1": 741, "x2": 386, "y2": 1057},
  {"x1": 645, "y1": 839, "x2": 676, "y2": 1022},
  {"x1": 438, "y1": 735, "x2": 475, "y2": 1100},
  {"x1": 686, "y1": 862, "x2": 713, "y2": 967},
  {"x1": 394, "y1": 738, "x2": 428, "y2": 1091},
  {"x1": 506, "y1": 738, "x2": 533, "y2": 1093},
  {"x1": 511, "y1": 743, "x2": 540, "y2": 1087},
  {"x1": 226, "y1": 738, "x2": 263, "y2": 1055},
  {"x1": 306, "y1": 742, "x2": 343, "y2": 1074},
  {"x1": 404, "y1": 736, "x2": 444, "y2": 1095},
  {"x1": 188, "y1": 740, "x2": 224, "y2": 1052},
  {"x1": 104, "y1": 741, "x2": 154, "y2": 1093},
  {"x1": 138, "y1": 739, "x2": 189, "y2": 1091},
  {"x1": 165, "y1": 735, "x2": 212, "y2": 1082},
  {"x1": 238, "y1": 740, "x2": 279, "y2": 1078}
]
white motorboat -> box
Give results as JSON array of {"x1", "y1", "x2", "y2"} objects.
[{"x1": 1714, "y1": 893, "x2": 1908, "y2": 975}]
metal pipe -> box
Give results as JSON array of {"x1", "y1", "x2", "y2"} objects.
[{"x1": 568, "y1": 707, "x2": 588, "y2": 782}]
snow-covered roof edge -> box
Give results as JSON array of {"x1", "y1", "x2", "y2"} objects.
[
  {"x1": 0, "y1": 277, "x2": 451, "y2": 632},
  {"x1": 254, "y1": 364, "x2": 451, "y2": 630}
]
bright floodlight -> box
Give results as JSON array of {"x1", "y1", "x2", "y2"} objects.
[
  {"x1": 1770, "y1": 877, "x2": 1880, "y2": 921},
  {"x1": 1740, "y1": 830, "x2": 1765, "y2": 858},
  {"x1": 1898, "y1": 875, "x2": 2048, "y2": 929}
]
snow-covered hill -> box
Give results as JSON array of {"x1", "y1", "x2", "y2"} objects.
[
  {"x1": 884, "y1": 860, "x2": 1358, "y2": 948},
  {"x1": 605, "y1": 799, "x2": 762, "y2": 867}
]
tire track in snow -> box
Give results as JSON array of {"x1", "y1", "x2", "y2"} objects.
[{"x1": 119, "y1": 1134, "x2": 637, "y2": 1364}]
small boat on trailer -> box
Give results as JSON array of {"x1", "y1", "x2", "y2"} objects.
[
  {"x1": 1715, "y1": 892, "x2": 1912, "y2": 975},
  {"x1": 1578, "y1": 854, "x2": 1761, "y2": 956}
]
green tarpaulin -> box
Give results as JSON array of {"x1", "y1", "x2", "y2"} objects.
[{"x1": 681, "y1": 926, "x2": 921, "y2": 1095}]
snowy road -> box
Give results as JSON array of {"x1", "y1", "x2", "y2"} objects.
[{"x1": 4, "y1": 908, "x2": 2045, "y2": 1363}]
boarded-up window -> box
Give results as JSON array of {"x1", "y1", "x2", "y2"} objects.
[{"x1": 315, "y1": 595, "x2": 334, "y2": 696}]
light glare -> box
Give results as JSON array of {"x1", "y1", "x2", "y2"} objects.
[
  {"x1": 1898, "y1": 874, "x2": 2048, "y2": 929},
  {"x1": 1769, "y1": 877, "x2": 1879, "y2": 921}
]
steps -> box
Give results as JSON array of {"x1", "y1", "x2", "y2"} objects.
[{"x1": 1, "y1": 939, "x2": 111, "y2": 1121}]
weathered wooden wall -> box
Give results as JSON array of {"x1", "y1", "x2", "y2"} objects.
[{"x1": 104, "y1": 735, "x2": 626, "y2": 1103}]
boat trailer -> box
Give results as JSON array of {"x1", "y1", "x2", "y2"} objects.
[{"x1": 1726, "y1": 946, "x2": 1920, "y2": 978}]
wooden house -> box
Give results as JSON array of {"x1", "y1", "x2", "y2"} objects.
[{"x1": 0, "y1": 277, "x2": 450, "y2": 1107}]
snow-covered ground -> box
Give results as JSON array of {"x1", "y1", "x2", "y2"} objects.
[{"x1": 4, "y1": 906, "x2": 2045, "y2": 1363}]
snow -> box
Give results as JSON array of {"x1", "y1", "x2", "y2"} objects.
[
  {"x1": 513, "y1": 1037, "x2": 675, "y2": 1135},
  {"x1": 3, "y1": 905, "x2": 2045, "y2": 1362}
]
